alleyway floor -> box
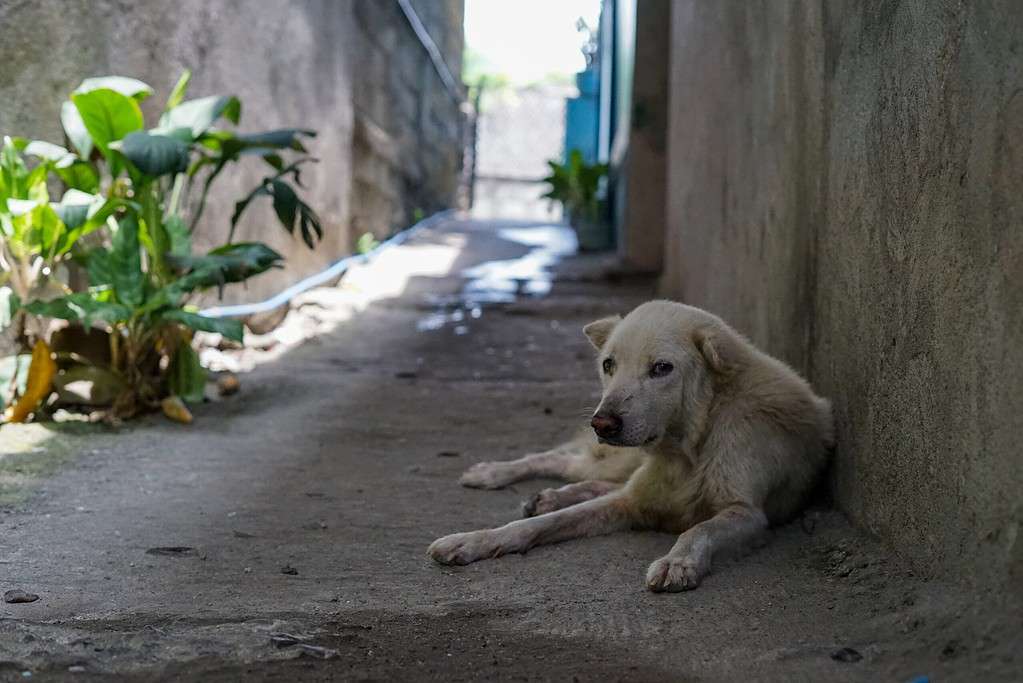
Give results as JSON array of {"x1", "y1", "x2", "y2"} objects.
[{"x1": 0, "y1": 218, "x2": 1018, "y2": 681}]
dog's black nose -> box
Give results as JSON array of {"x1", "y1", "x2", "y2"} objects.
[{"x1": 591, "y1": 412, "x2": 623, "y2": 439}]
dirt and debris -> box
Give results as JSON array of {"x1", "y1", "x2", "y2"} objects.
[
  {"x1": 832, "y1": 647, "x2": 864, "y2": 663},
  {"x1": 3, "y1": 590, "x2": 39, "y2": 604},
  {"x1": 0, "y1": 218, "x2": 1018, "y2": 681},
  {"x1": 145, "y1": 547, "x2": 196, "y2": 557}
]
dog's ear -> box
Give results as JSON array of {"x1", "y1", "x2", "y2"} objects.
[
  {"x1": 583, "y1": 315, "x2": 621, "y2": 350},
  {"x1": 693, "y1": 325, "x2": 733, "y2": 374}
]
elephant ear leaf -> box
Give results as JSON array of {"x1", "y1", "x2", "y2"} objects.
[
  {"x1": 159, "y1": 309, "x2": 243, "y2": 343},
  {"x1": 70, "y1": 88, "x2": 144, "y2": 175},
  {"x1": 74, "y1": 77, "x2": 153, "y2": 101},
  {"x1": 160, "y1": 95, "x2": 241, "y2": 139},
  {"x1": 108, "y1": 215, "x2": 144, "y2": 307},
  {"x1": 23, "y1": 294, "x2": 131, "y2": 327},
  {"x1": 167, "y1": 342, "x2": 206, "y2": 404},
  {"x1": 116, "y1": 131, "x2": 189, "y2": 177},
  {"x1": 61, "y1": 101, "x2": 93, "y2": 158}
]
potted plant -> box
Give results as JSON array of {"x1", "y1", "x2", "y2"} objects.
[{"x1": 541, "y1": 148, "x2": 610, "y2": 251}]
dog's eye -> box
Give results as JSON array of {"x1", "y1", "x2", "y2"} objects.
[
  {"x1": 602, "y1": 358, "x2": 615, "y2": 375},
  {"x1": 650, "y1": 361, "x2": 674, "y2": 378}
]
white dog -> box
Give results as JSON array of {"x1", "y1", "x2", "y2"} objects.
[{"x1": 429, "y1": 301, "x2": 834, "y2": 592}]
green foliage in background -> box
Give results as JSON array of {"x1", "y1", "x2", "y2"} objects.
[{"x1": 542, "y1": 148, "x2": 608, "y2": 223}]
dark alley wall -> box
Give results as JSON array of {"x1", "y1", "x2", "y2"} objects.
[
  {"x1": 0, "y1": 0, "x2": 464, "y2": 302},
  {"x1": 658, "y1": 1, "x2": 1022, "y2": 589}
]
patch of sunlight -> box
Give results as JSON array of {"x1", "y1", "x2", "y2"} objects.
[
  {"x1": 462, "y1": 224, "x2": 577, "y2": 297},
  {"x1": 204, "y1": 233, "x2": 468, "y2": 373},
  {"x1": 343, "y1": 235, "x2": 466, "y2": 301},
  {"x1": 0, "y1": 422, "x2": 110, "y2": 505}
]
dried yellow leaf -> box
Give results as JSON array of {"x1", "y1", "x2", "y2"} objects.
[
  {"x1": 160, "y1": 395, "x2": 193, "y2": 424},
  {"x1": 4, "y1": 340, "x2": 56, "y2": 423}
]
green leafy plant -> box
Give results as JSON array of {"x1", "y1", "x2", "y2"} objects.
[
  {"x1": 0, "y1": 135, "x2": 122, "y2": 343},
  {"x1": 541, "y1": 148, "x2": 608, "y2": 223},
  {"x1": 3, "y1": 71, "x2": 324, "y2": 420}
]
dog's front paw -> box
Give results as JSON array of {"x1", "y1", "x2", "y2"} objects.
[
  {"x1": 428, "y1": 530, "x2": 498, "y2": 565},
  {"x1": 645, "y1": 554, "x2": 707, "y2": 592},
  {"x1": 459, "y1": 462, "x2": 518, "y2": 489},
  {"x1": 522, "y1": 488, "x2": 563, "y2": 517}
]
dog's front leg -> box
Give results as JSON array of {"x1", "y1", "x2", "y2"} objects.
[
  {"x1": 522, "y1": 480, "x2": 621, "y2": 517},
  {"x1": 645, "y1": 504, "x2": 767, "y2": 592},
  {"x1": 429, "y1": 492, "x2": 632, "y2": 566}
]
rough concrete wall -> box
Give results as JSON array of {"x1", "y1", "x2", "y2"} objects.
[
  {"x1": 0, "y1": 0, "x2": 465, "y2": 302},
  {"x1": 348, "y1": 0, "x2": 465, "y2": 241},
  {"x1": 661, "y1": 0, "x2": 1023, "y2": 589},
  {"x1": 0, "y1": 0, "x2": 356, "y2": 302}
]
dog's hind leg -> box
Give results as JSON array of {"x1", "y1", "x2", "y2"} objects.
[
  {"x1": 522, "y1": 480, "x2": 621, "y2": 517},
  {"x1": 458, "y1": 431, "x2": 621, "y2": 490},
  {"x1": 645, "y1": 503, "x2": 768, "y2": 592},
  {"x1": 429, "y1": 491, "x2": 633, "y2": 565}
]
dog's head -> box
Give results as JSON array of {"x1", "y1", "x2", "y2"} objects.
[{"x1": 583, "y1": 300, "x2": 737, "y2": 447}]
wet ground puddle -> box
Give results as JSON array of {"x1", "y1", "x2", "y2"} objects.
[{"x1": 416, "y1": 224, "x2": 577, "y2": 335}]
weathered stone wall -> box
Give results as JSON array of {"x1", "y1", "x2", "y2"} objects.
[
  {"x1": 348, "y1": 0, "x2": 465, "y2": 241},
  {"x1": 0, "y1": 0, "x2": 464, "y2": 302},
  {"x1": 658, "y1": 0, "x2": 1023, "y2": 589}
]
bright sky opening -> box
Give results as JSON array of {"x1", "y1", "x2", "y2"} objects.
[{"x1": 464, "y1": 0, "x2": 602, "y2": 85}]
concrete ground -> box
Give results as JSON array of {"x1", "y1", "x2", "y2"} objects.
[{"x1": 0, "y1": 217, "x2": 1019, "y2": 682}]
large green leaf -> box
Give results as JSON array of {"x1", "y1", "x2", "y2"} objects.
[
  {"x1": 108, "y1": 215, "x2": 144, "y2": 307},
  {"x1": 70, "y1": 88, "x2": 145, "y2": 156},
  {"x1": 49, "y1": 190, "x2": 109, "y2": 255},
  {"x1": 24, "y1": 293, "x2": 131, "y2": 327},
  {"x1": 199, "y1": 128, "x2": 315, "y2": 158},
  {"x1": 168, "y1": 242, "x2": 283, "y2": 289},
  {"x1": 159, "y1": 95, "x2": 241, "y2": 138},
  {"x1": 167, "y1": 342, "x2": 206, "y2": 403},
  {"x1": 116, "y1": 131, "x2": 189, "y2": 177},
  {"x1": 52, "y1": 200, "x2": 89, "y2": 231},
  {"x1": 230, "y1": 166, "x2": 322, "y2": 247},
  {"x1": 159, "y1": 309, "x2": 243, "y2": 342},
  {"x1": 164, "y1": 215, "x2": 191, "y2": 257},
  {"x1": 75, "y1": 76, "x2": 153, "y2": 101},
  {"x1": 86, "y1": 247, "x2": 114, "y2": 288},
  {"x1": 55, "y1": 159, "x2": 100, "y2": 193},
  {"x1": 60, "y1": 101, "x2": 93, "y2": 158},
  {"x1": 23, "y1": 140, "x2": 73, "y2": 164},
  {"x1": 270, "y1": 179, "x2": 298, "y2": 231},
  {"x1": 233, "y1": 128, "x2": 315, "y2": 152},
  {"x1": 7, "y1": 201, "x2": 65, "y2": 255}
]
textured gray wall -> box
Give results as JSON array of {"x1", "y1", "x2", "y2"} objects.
[
  {"x1": 0, "y1": 0, "x2": 464, "y2": 302},
  {"x1": 661, "y1": 0, "x2": 1022, "y2": 589},
  {"x1": 349, "y1": 0, "x2": 465, "y2": 241}
]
